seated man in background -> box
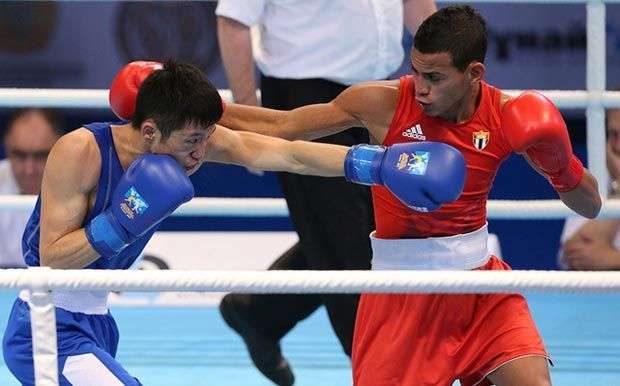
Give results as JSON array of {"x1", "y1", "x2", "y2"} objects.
[
  {"x1": 559, "y1": 103, "x2": 620, "y2": 270},
  {"x1": 0, "y1": 108, "x2": 63, "y2": 267}
]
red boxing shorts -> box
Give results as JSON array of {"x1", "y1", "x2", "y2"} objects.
[{"x1": 352, "y1": 256, "x2": 549, "y2": 386}]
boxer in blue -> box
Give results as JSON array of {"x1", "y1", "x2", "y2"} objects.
[{"x1": 2, "y1": 60, "x2": 466, "y2": 385}]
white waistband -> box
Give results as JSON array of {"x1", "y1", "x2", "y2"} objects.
[
  {"x1": 19, "y1": 289, "x2": 109, "y2": 315},
  {"x1": 370, "y1": 224, "x2": 490, "y2": 270}
]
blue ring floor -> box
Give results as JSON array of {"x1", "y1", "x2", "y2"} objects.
[{"x1": 0, "y1": 291, "x2": 618, "y2": 385}]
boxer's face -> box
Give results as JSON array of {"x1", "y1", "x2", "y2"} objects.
[
  {"x1": 146, "y1": 122, "x2": 215, "y2": 175},
  {"x1": 4, "y1": 111, "x2": 60, "y2": 194},
  {"x1": 410, "y1": 49, "x2": 482, "y2": 120}
]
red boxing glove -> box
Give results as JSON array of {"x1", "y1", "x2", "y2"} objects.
[
  {"x1": 502, "y1": 91, "x2": 584, "y2": 192},
  {"x1": 109, "y1": 61, "x2": 163, "y2": 120}
]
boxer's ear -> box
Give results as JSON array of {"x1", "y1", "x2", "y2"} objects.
[
  {"x1": 141, "y1": 119, "x2": 159, "y2": 142},
  {"x1": 466, "y1": 61, "x2": 485, "y2": 84}
]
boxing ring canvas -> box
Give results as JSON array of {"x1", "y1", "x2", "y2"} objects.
[{"x1": 0, "y1": 291, "x2": 618, "y2": 386}]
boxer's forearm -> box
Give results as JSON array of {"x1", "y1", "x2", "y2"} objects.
[
  {"x1": 282, "y1": 141, "x2": 347, "y2": 176},
  {"x1": 39, "y1": 229, "x2": 100, "y2": 269},
  {"x1": 235, "y1": 137, "x2": 347, "y2": 176},
  {"x1": 206, "y1": 127, "x2": 347, "y2": 176},
  {"x1": 559, "y1": 170, "x2": 602, "y2": 219}
]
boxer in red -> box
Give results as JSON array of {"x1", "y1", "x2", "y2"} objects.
[{"x1": 218, "y1": 5, "x2": 602, "y2": 386}]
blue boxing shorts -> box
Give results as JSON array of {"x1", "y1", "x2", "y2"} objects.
[{"x1": 2, "y1": 297, "x2": 142, "y2": 386}]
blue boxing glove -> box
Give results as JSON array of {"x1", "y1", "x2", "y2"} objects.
[
  {"x1": 344, "y1": 142, "x2": 466, "y2": 212},
  {"x1": 85, "y1": 154, "x2": 194, "y2": 258}
]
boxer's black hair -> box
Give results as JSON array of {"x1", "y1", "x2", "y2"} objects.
[
  {"x1": 413, "y1": 5, "x2": 487, "y2": 71},
  {"x1": 132, "y1": 59, "x2": 223, "y2": 139}
]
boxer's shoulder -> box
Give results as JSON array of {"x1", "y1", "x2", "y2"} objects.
[
  {"x1": 56, "y1": 128, "x2": 99, "y2": 163},
  {"x1": 352, "y1": 79, "x2": 399, "y2": 96},
  {"x1": 46, "y1": 128, "x2": 101, "y2": 193},
  {"x1": 499, "y1": 91, "x2": 512, "y2": 109},
  {"x1": 337, "y1": 80, "x2": 400, "y2": 127}
]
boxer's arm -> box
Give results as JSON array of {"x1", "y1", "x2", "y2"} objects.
[
  {"x1": 522, "y1": 154, "x2": 601, "y2": 218},
  {"x1": 205, "y1": 125, "x2": 347, "y2": 176},
  {"x1": 217, "y1": 16, "x2": 259, "y2": 106},
  {"x1": 557, "y1": 170, "x2": 601, "y2": 219},
  {"x1": 218, "y1": 81, "x2": 398, "y2": 141},
  {"x1": 503, "y1": 91, "x2": 602, "y2": 218},
  {"x1": 39, "y1": 129, "x2": 101, "y2": 268}
]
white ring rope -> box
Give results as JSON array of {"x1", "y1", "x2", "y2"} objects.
[
  {"x1": 1, "y1": 88, "x2": 620, "y2": 108},
  {"x1": 0, "y1": 195, "x2": 618, "y2": 219},
  {"x1": 4, "y1": 268, "x2": 620, "y2": 294},
  {"x1": 0, "y1": 87, "x2": 615, "y2": 201}
]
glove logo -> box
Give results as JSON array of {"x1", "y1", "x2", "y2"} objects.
[
  {"x1": 120, "y1": 187, "x2": 149, "y2": 219},
  {"x1": 473, "y1": 130, "x2": 490, "y2": 151},
  {"x1": 397, "y1": 151, "x2": 430, "y2": 175}
]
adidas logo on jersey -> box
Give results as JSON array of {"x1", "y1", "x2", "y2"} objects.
[{"x1": 402, "y1": 124, "x2": 426, "y2": 140}]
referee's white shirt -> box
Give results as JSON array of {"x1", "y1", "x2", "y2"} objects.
[{"x1": 216, "y1": 0, "x2": 405, "y2": 85}]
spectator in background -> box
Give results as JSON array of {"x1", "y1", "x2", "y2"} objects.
[
  {"x1": 559, "y1": 103, "x2": 620, "y2": 270},
  {"x1": 215, "y1": 1, "x2": 436, "y2": 385},
  {"x1": 0, "y1": 108, "x2": 63, "y2": 267}
]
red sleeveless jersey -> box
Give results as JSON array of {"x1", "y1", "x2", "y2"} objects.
[{"x1": 373, "y1": 76, "x2": 513, "y2": 238}]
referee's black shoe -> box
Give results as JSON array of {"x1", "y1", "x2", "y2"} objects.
[{"x1": 219, "y1": 294, "x2": 295, "y2": 386}]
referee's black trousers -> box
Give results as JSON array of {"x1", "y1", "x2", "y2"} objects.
[{"x1": 227, "y1": 75, "x2": 375, "y2": 356}]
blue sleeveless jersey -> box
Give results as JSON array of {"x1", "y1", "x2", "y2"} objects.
[{"x1": 21, "y1": 122, "x2": 158, "y2": 269}]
